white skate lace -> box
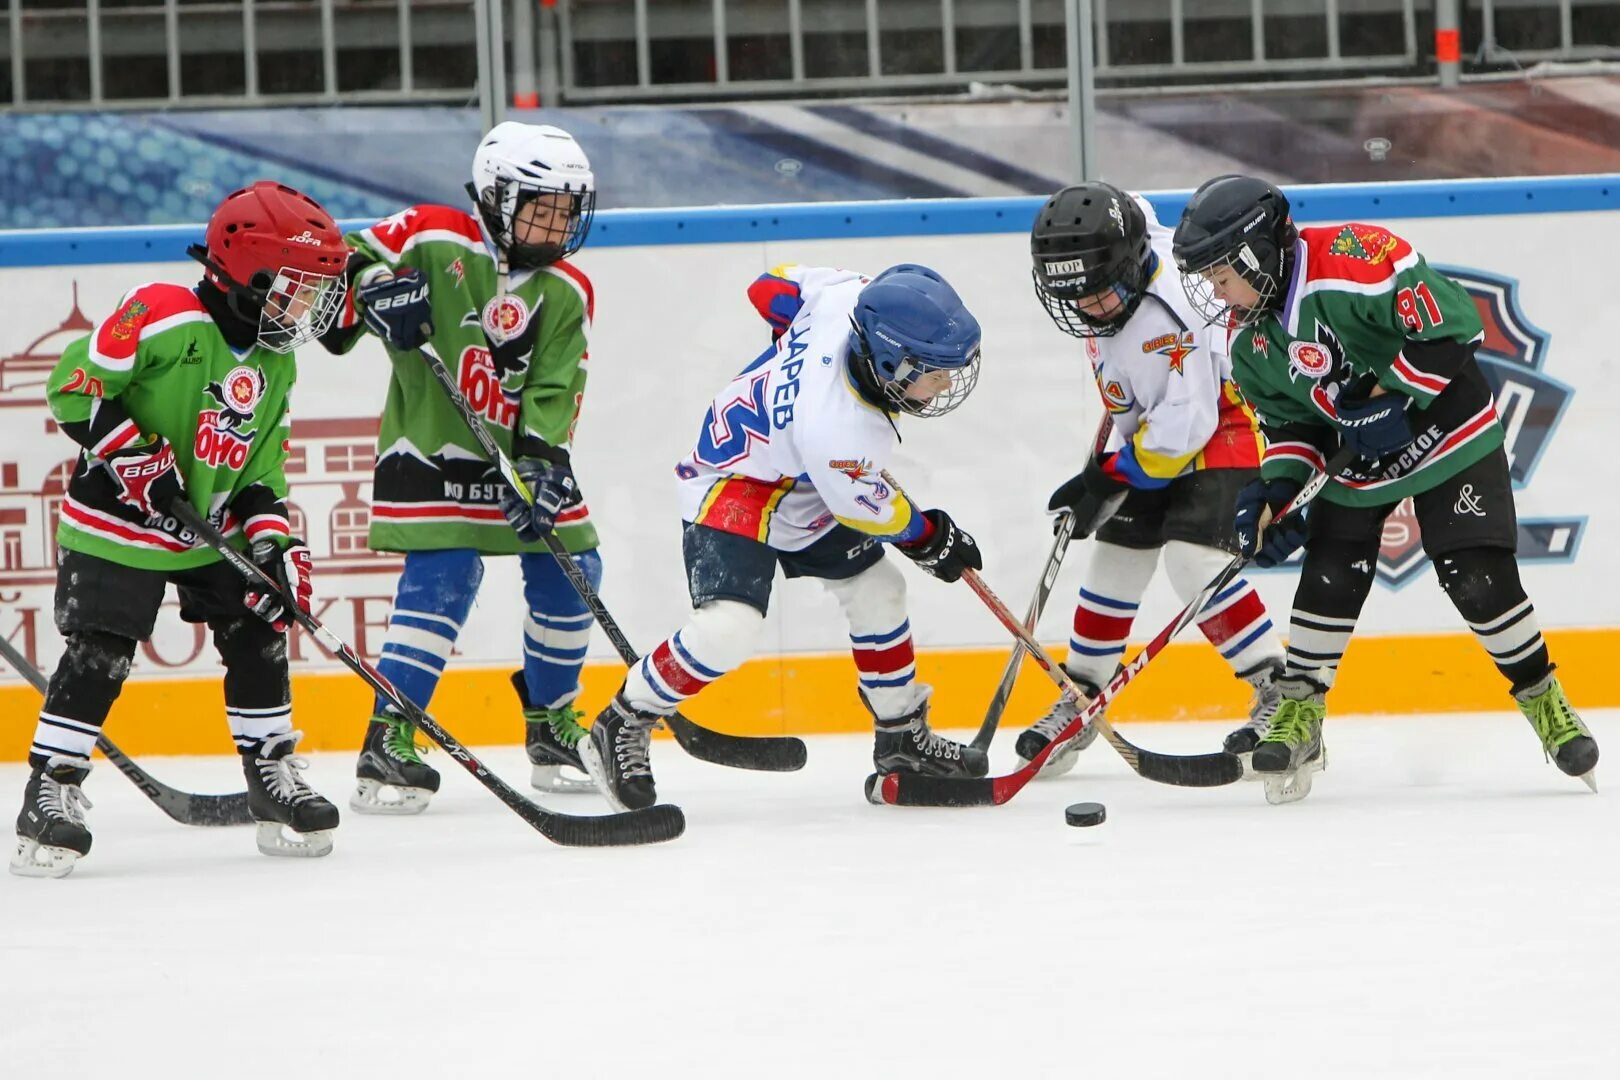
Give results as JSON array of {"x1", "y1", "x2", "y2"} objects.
[
  {"x1": 39, "y1": 775, "x2": 92, "y2": 825},
  {"x1": 1031, "y1": 695, "x2": 1083, "y2": 741},
  {"x1": 256, "y1": 736, "x2": 321, "y2": 805},
  {"x1": 614, "y1": 712, "x2": 660, "y2": 781},
  {"x1": 910, "y1": 720, "x2": 962, "y2": 761}
]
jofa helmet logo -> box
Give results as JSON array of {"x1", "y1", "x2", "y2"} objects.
[{"x1": 1375, "y1": 267, "x2": 1581, "y2": 588}]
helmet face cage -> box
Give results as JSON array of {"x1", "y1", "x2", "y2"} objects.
[
  {"x1": 1178, "y1": 240, "x2": 1282, "y2": 329},
  {"x1": 480, "y1": 177, "x2": 596, "y2": 269},
  {"x1": 883, "y1": 348, "x2": 982, "y2": 418},
  {"x1": 254, "y1": 264, "x2": 347, "y2": 354},
  {"x1": 1031, "y1": 255, "x2": 1148, "y2": 340}
]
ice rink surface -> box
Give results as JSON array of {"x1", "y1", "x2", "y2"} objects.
[{"x1": 4, "y1": 710, "x2": 1616, "y2": 1079}]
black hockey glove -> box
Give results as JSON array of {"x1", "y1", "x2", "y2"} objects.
[
  {"x1": 1333, "y1": 385, "x2": 1412, "y2": 461},
  {"x1": 1047, "y1": 455, "x2": 1130, "y2": 540},
  {"x1": 105, "y1": 435, "x2": 185, "y2": 518},
  {"x1": 356, "y1": 268, "x2": 433, "y2": 352},
  {"x1": 488, "y1": 305, "x2": 544, "y2": 382},
  {"x1": 1234, "y1": 477, "x2": 1307, "y2": 568},
  {"x1": 500, "y1": 445, "x2": 577, "y2": 543},
  {"x1": 244, "y1": 537, "x2": 314, "y2": 634},
  {"x1": 898, "y1": 509, "x2": 982, "y2": 583}
]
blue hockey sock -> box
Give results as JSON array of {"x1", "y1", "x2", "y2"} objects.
[
  {"x1": 375, "y1": 549, "x2": 483, "y2": 714},
  {"x1": 519, "y1": 548, "x2": 602, "y2": 710}
]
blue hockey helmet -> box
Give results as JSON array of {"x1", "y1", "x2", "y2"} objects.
[{"x1": 847, "y1": 264, "x2": 982, "y2": 418}]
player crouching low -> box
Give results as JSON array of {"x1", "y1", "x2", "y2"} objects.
[
  {"x1": 580, "y1": 264, "x2": 989, "y2": 811},
  {"x1": 11, "y1": 182, "x2": 344, "y2": 877}
]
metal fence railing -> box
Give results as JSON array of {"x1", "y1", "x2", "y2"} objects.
[{"x1": 3, "y1": 0, "x2": 1619, "y2": 110}]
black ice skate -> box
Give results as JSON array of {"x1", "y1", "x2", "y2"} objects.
[
  {"x1": 1251, "y1": 675, "x2": 1327, "y2": 805},
  {"x1": 580, "y1": 694, "x2": 663, "y2": 811},
  {"x1": 1514, "y1": 667, "x2": 1599, "y2": 792},
  {"x1": 1015, "y1": 675, "x2": 1103, "y2": 778},
  {"x1": 1225, "y1": 660, "x2": 1285, "y2": 776},
  {"x1": 352, "y1": 710, "x2": 441, "y2": 815},
  {"x1": 10, "y1": 755, "x2": 94, "y2": 879},
  {"x1": 868, "y1": 689, "x2": 988, "y2": 779},
  {"x1": 512, "y1": 672, "x2": 594, "y2": 795},
  {"x1": 245, "y1": 731, "x2": 338, "y2": 857}
]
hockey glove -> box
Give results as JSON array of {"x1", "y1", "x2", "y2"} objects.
[
  {"x1": 500, "y1": 448, "x2": 577, "y2": 543},
  {"x1": 1234, "y1": 477, "x2": 1307, "y2": 569},
  {"x1": 244, "y1": 537, "x2": 314, "y2": 633},
  {"x1": 1333, "y1": 385, "x2": 1412, "y2": 460},
  {"x1": 488, "y1": 305, "x2": 544, "y2": 382},
  {"x1": 105, "y1": 435, "x2": 185, "y2": 517},
  {"x1": 897, "y1": 508, "x2": 982, "y2": 583},
  {"x1": 356, "y1": 268, "x2": 434, "y2": 352},
  {"x1": 1047, "y1": 456, "x2": 1131, "y2": 540}
]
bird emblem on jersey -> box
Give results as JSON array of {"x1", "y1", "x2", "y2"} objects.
[{"x1": 203, "y1": 365, "x2": 265, "y2": 430}]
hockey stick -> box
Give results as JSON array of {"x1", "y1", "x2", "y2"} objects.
[
  {"x1": 0, "y1": 633, "x2": 254, "y2": 827},
  {"x1": 170, "y1": 502, "x2": 685, "y2": 847},
  {"x1": 870, "y1": 452, "x2": 1353, "y2": 805},
  {"x1": 971, "y1": 411, "x2": 1114, "y2": 751},
  {"x1": 416, "y1": 340, "x2": 807, "y2": 772}
]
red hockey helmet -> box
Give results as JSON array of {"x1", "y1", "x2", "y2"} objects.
[{"x1": 189, "y1": 181, "x2": 349, "y2": 353}]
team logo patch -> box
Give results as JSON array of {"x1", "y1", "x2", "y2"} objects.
[
  {"x1": 109, "y1": 299, "x2": 148, "y2": 342},
  {"x1": 203, "y1": 366, "x2": 265, "y2": 431},
  {"x1": 1251, "y1": 332, "x2": 1269, "y2": 356},
  {"x1": 1328, "y1": 224, "x2": 1399, "y2": 265},
  {"x1": 481, "y1": 294, "x2": 530, "y2": 345},
  {"x1": 447, "y1": 258, "x2": 466, "y2": 285},
  {"x1": 1153, "y1": 332, "x2": 1197, "y2": 375},
  {"x1": 1287, "y1": 340, "x2": 1332, "y2": 379},
  {"x1": 828, "y1": 458, "x2": 873, "y2": 483}
]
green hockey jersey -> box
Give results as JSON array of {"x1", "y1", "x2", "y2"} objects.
[
  {"x1": 1228, "y1": 223, "x2": 1500, "y2": 507},
  {"x1": 337, "y1": 204, "x2": 597, "y2": 554},
  {"x1": 48, "y1": 282, "x2": 297, "y2": 570}
]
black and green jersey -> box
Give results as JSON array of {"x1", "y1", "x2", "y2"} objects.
[
  {"x1": 1228, "y1": 223, "x2": 1500, "y2": 507},
  {"x1": 48, "y1": 282, "x2": 296, "y2": 570},
  {"x1": 334, "y1": 204, "x2": 597, "y2": 555}
]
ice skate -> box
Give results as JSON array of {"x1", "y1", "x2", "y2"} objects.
[
  {"x1": 1225, "y1": 660, "x2": 1284, "y2": 777},
  {"x1": 868, "y1": 689, "x2": 988, "y2": 779},
  {"x1": 1514, "y1": 668, "x2": 1599, "y2": 792},
  {"x1": 512, "y1": 672, "x2": 594, "y2": 795},
  {"x1": 1015, "y1": 677, "x2": 1101, "y2": 778},
  {"x1": 246, "y1": 731, "x2": 338, "y2": 857},
  {"x1": 580, "y1": 693, "x2": 663, "y2": 811},
  {"x1": 352, "y1": 710, "x2": 440, "y2": 815},
  {"x1": 10, "y1": 755, "x2": 93, "y2": 879},
  {"x1": 1252, "y1": 677, "x2": 1327, "y2": 805}
]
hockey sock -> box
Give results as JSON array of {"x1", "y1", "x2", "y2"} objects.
[
  {"x1": 623, "y1": 599, "x2": 764, "y2": 713},
  {"x1": 1162, "y1": 540, "x2": 1283, "y2": 676},
  {"x1": 375, "y1": 549, "x2": 482, "y2": 714},
  {"x1": 1435, "y1": 547, "x2": 1550, "y2": 688},
  {"x1": 1066, "y1": 542, "x2": 1158, "y2": 688},
  {"x1": 29, "y1": 630, "x2": 135, "y2": 767},
  {"x1": 212, "y1": 617, "x2": 292, "y2": 751},
  {"x1": 825, "y1": 558, "x2": 917, "y2": 718},
  {"x1": 1286, "y1": 538, "x2": 1379, "y2": 687},
  {"x1": 517, "y1": 549, "x2": 602, "y2": 709}
]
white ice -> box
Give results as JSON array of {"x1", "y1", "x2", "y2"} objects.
[{"x1": 3, "y1": 711, "x2": 1616, "y2": 1079}]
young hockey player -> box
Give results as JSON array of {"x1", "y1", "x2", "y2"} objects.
[
  {"x1": 1171, "y1": 173, "x2": 1599, "y2": 802},
  {"x1": 322, "y1": 122, "x2": 600, "y2": 812},
  {"x1": 581, "y1": 263, "x2": 988, "y2": 811},
  {"x1": 1022, "y1": 182, "x2": 1287, "y2": 777},
  {"x1": 12, "y1": 181, "x2": 346, "y2": 877}
]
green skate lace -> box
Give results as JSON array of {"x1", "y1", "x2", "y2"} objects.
[
  {"x1": 533, "y1": 705, "x2": 589, "y2": 750},
  {"x1": 1258, "y1": 697, "x2": 1325, "y2": 746},
  {"x1": 382, "y1": 717, "x2": 428, "y2": 765},
  {"x1": 1520, "y1": 682, "x2": 1587, "y2": 758}
]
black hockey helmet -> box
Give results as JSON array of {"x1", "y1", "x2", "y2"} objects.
[
  {"x1": 1171, "y1": 175, "x2": 1297, "y2": 327},
  {"x1": 1030, "y1": 183, "x2": 1153, "y2": 339}
]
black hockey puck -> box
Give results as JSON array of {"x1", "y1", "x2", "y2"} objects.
[{"x1": 1064, "y1": 801, "x2": 1107, "y2": 827}]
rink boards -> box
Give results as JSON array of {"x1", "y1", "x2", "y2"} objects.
[{"x1": 0, "y1": 175, "x2": 1615, "y2": 758}]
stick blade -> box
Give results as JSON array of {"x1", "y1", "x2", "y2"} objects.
[
  {"x1": 667, "y1": 713, "x2": 807, "y2": 772},
  {"x1": 870, "y1": 771, "x2": 999, "y2": 807},
  {"x1": 1134, "y1": 750, "x2": 1245, "y2": 787},
  {"x1": 177, "y1": 793, "x2": 256, "y2": 827},
  {"x1": 532, "y1": 803, "x2": 687, "y2": 847}
]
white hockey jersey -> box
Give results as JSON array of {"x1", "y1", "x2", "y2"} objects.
[
  {"x1": 1084, "y1": 199, "x2": 1262, "y2": 487},
  {"x1": 675, "y1": 265, "x2": 926, "y2": 552}
]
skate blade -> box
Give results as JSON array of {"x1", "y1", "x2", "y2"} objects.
[
  {"x1": 9, "y1": 836, "x2": 81, "y2": 878},
  {"x1": 1260, "y1": 747, "x2": 1327, "y2": 806},
  {"x1": 1234, "y1": 752, "x2": 1258, "y2": 780},
  {"x1": 578, "y1": 740, "x2": 630, "y2": 813},
  {"x1": 1577, "y1": 768, "x2": 1598, "y2": 794},
  {"x1": 1023, "y1": 739, "x2": 1082, "y2": 780},
  {"x1": 349, "y1": 777, "x2": 433, "y2": 816},
  {"x1": 530, "y1": 762, "x2": 597, "y2": 795},
  {"x1": 255, "y1": 821, "x2": 334, "y2": 858}
]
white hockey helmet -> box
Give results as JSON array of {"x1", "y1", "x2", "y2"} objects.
[{"x1": 467, "y1": 122, "x2": 597, "y2": 268}]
